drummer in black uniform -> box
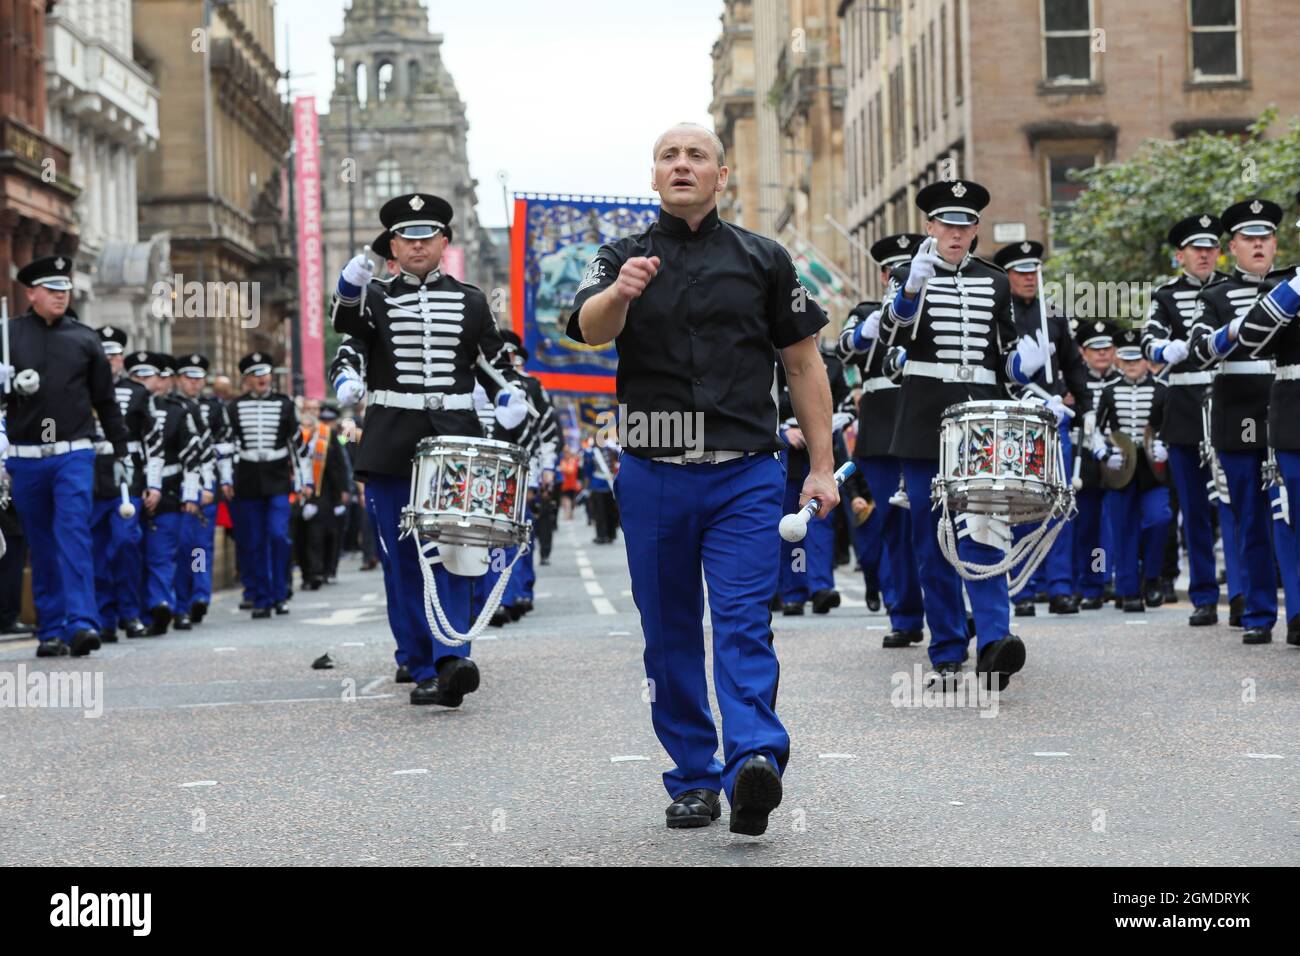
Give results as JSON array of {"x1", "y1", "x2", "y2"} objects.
[
  {"x1": 1071, "y1": 321, "x2": 1121, "y2": 609},
  {"x1": 878, "y1": 179, "x2": 1049, "y2": 691},
  {"x1": 1140, "y1": 214, "x2": 1232, "y2": 626},
  {"x1": 993, "y1": 240, "x2": 1090, "y2": 616},
  {"x1": 330, "y1": 192, "x2": 519, "y2": 706},
  {"x1": 837, "y1": 235, "x2": 926, "y2": 647}
]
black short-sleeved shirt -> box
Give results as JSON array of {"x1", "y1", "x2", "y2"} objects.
[{"x1": 566, "y1": 207, "x2": 827, "y2": 458}]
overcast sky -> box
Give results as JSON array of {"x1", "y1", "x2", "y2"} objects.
[{"x1": 275, "y1": 0, "x2": 723, "y2": 228}]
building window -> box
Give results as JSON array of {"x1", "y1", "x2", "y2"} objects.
[
  {"x1": 954, "y1": 0, "x2": 964, "y2": 101},
  {"x1": 377, "y1": 62, "x2": 394, "y2": 101},
  {"x1": 1046, "y1": 152, "x2": 1097, "y2": 217},
  {"x1": 354, "y1": 62, "x2": 368, "y2": 107},
  {"x1": 1189, "y1": 0, "x2": 1241, "y2": 81},
  {"x1": 1041, "y1": 0, "x2": 1093, "y2": 85},
  {"x1": 940, "y1": 7, "x2": 948, "y2": 117}
]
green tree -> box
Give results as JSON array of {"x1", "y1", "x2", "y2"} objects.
[{"x1": 1047, "y1": 108, "x2": 1300, "y2": 322}]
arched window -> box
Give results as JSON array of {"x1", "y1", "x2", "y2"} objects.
[
  {"x1": 377, "y1": 62, "x2": 394, "y2": 101},
  {"x1": 354, "y1": 62, "x2": 368, "y2": 108}
]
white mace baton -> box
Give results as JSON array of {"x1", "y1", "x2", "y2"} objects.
[
  {"x1": 476, "y1": 354, "x2": 540, "y2": 419},
  {"x1": 2, "y1": 295, "x2": 9, "y2": 394},
  {"x1": 779, "y1": 460, "x2": 857, "y2": 543},
  {"x1": 118, "y1": 482, "x2": 136, "y2": 519},
  {"x1": 1036, "y1": 266, "x2": 1054, "y2": 385}
]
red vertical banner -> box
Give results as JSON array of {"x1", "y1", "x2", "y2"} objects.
[
  {"x1": 442, "y1": 246, "x2": 465, "y2": 281},
  {"x1": 293, "y1": 96, "x2": 325, "y2": 399}
]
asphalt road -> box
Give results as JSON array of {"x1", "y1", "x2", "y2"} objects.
[{"x1": 1, "y1": 513, "x2": 1298, "y2": 866}]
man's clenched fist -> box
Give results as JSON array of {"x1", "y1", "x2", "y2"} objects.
[{"x1": 614, "y1": 256, "x2": 661, "y2": 302}]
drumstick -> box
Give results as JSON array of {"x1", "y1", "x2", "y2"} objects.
[
  {"x1": 1036, "y1": 265, "x2": 1054, "y2": 385},
  {"x1": 1020, "y1": 381, "x2": 1075, "y2": 418},
  {"x1": 779, "y1": 461, "x2": 857, "y2": 543},
  {"x1": 118, "y1": 482, "x2": 136, "y2": 519},
  {"x1": 476, "y1": 354, "x2": 539, "y2": 419}
]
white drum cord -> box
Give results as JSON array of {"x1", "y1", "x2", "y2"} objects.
[{"x1": 413, "y1": 534, "x2": 531, "y2": 647}]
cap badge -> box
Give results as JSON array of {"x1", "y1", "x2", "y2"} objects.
[
  {"x1": 1199, "y1": 215, "x2": 1212, "y2": 228},
  {"x1": 191, "y1": 355, "x2": 200, "y2": 363},
  {"x1": 1094, "y1": 322, "x2": 1105, "y2": 332},
  {"x1": 409, "y1": 196, "x2": 425, "y2": 211},
  {"x1": 54, "y1": 257, "x2": 65, "y2": 270},
  {"x1": 1020, "y1": 242, "x2": 1032, "y2": 253},
  {"x1": 104, "y1": 326, "x2": 114, "y2": 336},
  {"x1": 1250, "y1": 200, "x2": 1263, "y2": 215},
  {"x1": 951, "y1": 182, "x2": 967, "y2": 198},
  {"x1": 897, "y1": 235, "x2": 908, "y2": 248}
]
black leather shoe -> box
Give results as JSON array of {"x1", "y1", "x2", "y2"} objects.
[
  {"x1": 3, "y1": 621, "x2": 34, "y2": 635},
  {"x1": 69, "y1": 629, "x2": 102, "y2": 657},
  {"x1": 274, "y1": 602, "x2": 290, "y2": 615},
  {"x1": 189, "y1": 601, "x2": 208, "y2": 624},
  {"x1": 729, "y1": 755, "x2": 782, "y2": 836},
  {"x1": 1161, "y1": 580, "x2": 1178, "y2": 604},
  {"x1": 1243, "y1": 627, "x2": 1273, "y2": 645},
  {"x1": 865, "y1": 588, "x2": 882, "y2": 612},
  {"x1": 251, "y1": 607, "x2": 272, "y2": 620},
  {"x1": 977, "y1": 635, "x2": 1026, "y2": 692},
  {"x1": 410, "y1": 678, "x2": 441, "y2": 704},
  {"x1": 1014, "y1": 599, "x2": 1036, "y2": 617},
  {"x1": 173, "y1": 614, "x2": 193, "y2": 631},
  {"x1": 1229, "y1": 595, "x2": 1244, "y2": 628},
  {"x1": 782, "y1": 602, "x2": 805, "y2": 616},
  {"x1": 1122, "y1": 597, "x2": 1145, "y2": 613},
  {"x1": 1143, "y1": 580, "x2": 1164, "y2": 608},
  {"x1": 489, "y1": 608, "x2": 510, "y2": 627},
  {"x1": 666, "y1": 789, "x2": 721, "y2": 829},
  {"x1": 433, "y1": 657, "x2": 480, "y2": 707},
  {"x1": 1189, "y1": 605, "x2": 1218, "y2": 626},
  {"x1": 36, "y1": 639, "x2": 69, "y2": 658},
  {"x1": 1288, "y1": 616, "x2": 1300, "y2": 646},
  {"x1": 926, "y1": 661, "x2": 963, "y2": 690},
  {"x1": 101, "y1": 626, "x2": 118, "y2": 643},
  {"x1": 123, "y1": 618, "x2": 148, "y2": 638},
  {"x1": 515, "y1": 599, "x2": 533, "y2": 614},
  {"x1": 882, "y1": 629, "x2": 924, "y2": 648},
  {"x1": 1033, "y1": 591, "x2": 1049, "y2": 603},
  {"x1": 505, "y1": 604, "x2": 522, "y2": 622},
  {"x1": 239, "y1": 599, "x2": 254, "y2": 610},
  {"x1": 395, "y1": 664, "x2": 413, "y2": 684},
  {"x1": 1078, "y1": 596, "x2": 1103, "y2": 610},
  {"x1": 149, "y1": 605, "x2": 172, "y2": 635},
  {"x1": 1048, "y1": 595, "x2": 1078, "y2": 614},
  {"x1": 810, "y1": 589, "x2": 840, "y2": 614}
]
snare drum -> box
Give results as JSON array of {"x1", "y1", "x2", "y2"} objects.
[
  {"x1": 400, "y1": 435, "x2": 531, "y2": 548},
  {"x1": 934, "y1": 400, "x2": 1067, "y2": 523}
]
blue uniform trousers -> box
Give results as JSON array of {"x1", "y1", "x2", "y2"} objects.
[
  {"x1": 1218, "y1": 451, "x2": 1277, "y2": 629},
  {"x1": 617, "y1": 452, "x2": 788, "y2": 803},
  {"x1": 8, "y1": 449, "x2": 98, "y2": 641},
  {"x1": 231, "y1": 495, "x2": 291, "y2": 611},
  {"x1": 1268, "y1": 483, "x2": 1299, "y2": 626},
  {"x1": 855, "y1": 455, "x2": 923, "y2": 632},
  {"x1": 1073, "y1": 488, "x2": 1107, "y2": 599},
  {"x1": 174, "y1": 503, "x2": 217, "y2": 612},
  {"x1": 1166, "y1": 443, "x2": 1221, "y2": 608},
  {"x1": 1012, "y1": 423, "x2": 1073, "y2": 600},
  {"x1": 366, "y1": 474, "x2": 472, "y2": 682},
  {"x1": 1275, "y1": 452, "x2": 1300, "y2": 623},
  {"x1": 1104, "y1": 484, "x2": 1171, "y2": 599},
  {"x1": 143, "y1": 511, "x2": 184, "y2": 616},
  {"x1": 900, "y1": 458, "x2": 1010, "y2": 667},
  {"x1": 91, "y1": 496, "x2": 144, "y2": 630},
  {"x1": 778, "y1": 451, "x2": 835, "y2": 602}
]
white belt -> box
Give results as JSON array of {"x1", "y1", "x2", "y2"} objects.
[
  {"x1": 94, "y1": 440, "x2": 144, "y2": 456},
  {"x1": 903, "y1": 361, "x2": 997, "y2": 386},
  {"x1": 1220, "y1": 360, "x2": 1273, "y2": 375},
  {"x1": 1276, "y1": 364, "x2": 1300, "y2": 381},
  {"x1": 371, "y1": 389, "x2": 475, "y2": 412},
  {"x1": 9, "y1": 438, "x2": 94, "y2": 459},
  {"x1": 238, "y1": 447, "x2": 288, "y2": 462},
  {"x1": 654, "y1": 449, "x2": 754, "y2": 465},
  {"x1": 1168, "y1": 371, "x2": 1213, "y2": 386},
  {"x1": 861, "y1": 376, "x2": 899, "y2": 393}
]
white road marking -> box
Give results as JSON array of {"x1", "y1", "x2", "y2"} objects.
[
  {"x1": 393, "y1": 768, "x2": 429, "y2": 775},
  {"x1": 1125, "y1": 621, "x2": 1149, "y2": 626},
  {"x1": 818, "y1": 753, "x2": 857, "y2": 760},
  {"x1": 117, "y1": 694, "x2": 396, "y2": 712},
  {"x1": 592, "y1": 598, "x2": 616, "y2": 615},
  {"x1": 949, "y1": 801, "x2": 965, "y2": 806},
  {"x1": 534, "y1": 592, "x2": 553, "y2": 599},
  {"x1": 608, "y1": 630, "x2": 631, "y2": 636},
  {"x1": 1033, "y1": 752, "x2": 1071, "y2": 757},
  {"x1": 305, "y1": 607, "x2": 386, "y2": 626},
  {"x1": 341, "y1": 641, "x2": 366, "y2": 647},
  {"x1": 579, "y1": 567, "x2": 596, "y2": 580},
  {"x1": 610, "y1": 755, "x2": 650, "y2": 763},
  {"x1": 576, "y1": 555, "x2": 591, "y2": 567},
  {"x1": 865, "y1": 625, "x2": 887, "y2": 631},
  {"x1": 1244, "y1": 753, "x2": 1284, "y2": 759},
  {"x1": 214, "y1": 647, "x2": 237, "y2": 653},
  {"x1": 584, "y1": 580, "x2": 605, "y2": 596},
  {"x1": 360, "y1": 676, "x2": 386, "y2": 695},
  {"x1": 361, "y1": 593, "x2": 380, "y2": 603},
  {"x1": 179, "y1": 781, "x2": 218, "y2": 788}
]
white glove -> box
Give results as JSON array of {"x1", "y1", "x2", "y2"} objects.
[
  {"x1": 0, "y1": 364, "x2": 13, "y2": 390},
  {"x1": 1014, "y1": 330, "x2": 1055, "y2": 380},
  {"x1": 0, "y1": 431, "x2": 8, "y2": 458},
  {"x1": 333, "y1": 504, "x2": 347, "y2": 517},
  {"x1": 341, "y1": 253, "x2": 373, "y2": 289},
  {"x1": 13, "y1": 369, "x2": 39, "y2": 396},
  {"x1": 904, "y1": 238, "x2": 941, "y2": 295},
  {"x1": 853, "y1": 309, "x2": 882, "y2": 349},
  {"x1": 334, "y1": 370, "x2": 365, "y2": 406},
  {"x1": 1151, "y1": 439, "x2": 1169, "y2": 464},
  {"x1": 1228, "y1": 315, "x2": 1246, "y2": 340},
  {"x1": 301, "y1": 502, "x2": 318, "y2": 521},
  {"x1": 1159, "y1": 339, "x2": 1190, "y2": 365},
  {"x1": 472, "y1": 381, "x2": 490, "y2": 409},
  {"x1": 1106, "y1": 449, "x2": 1125, "y2": 471},
  {"x1": 495, "y1": 386, "x2": 529, "y2": 430}
]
